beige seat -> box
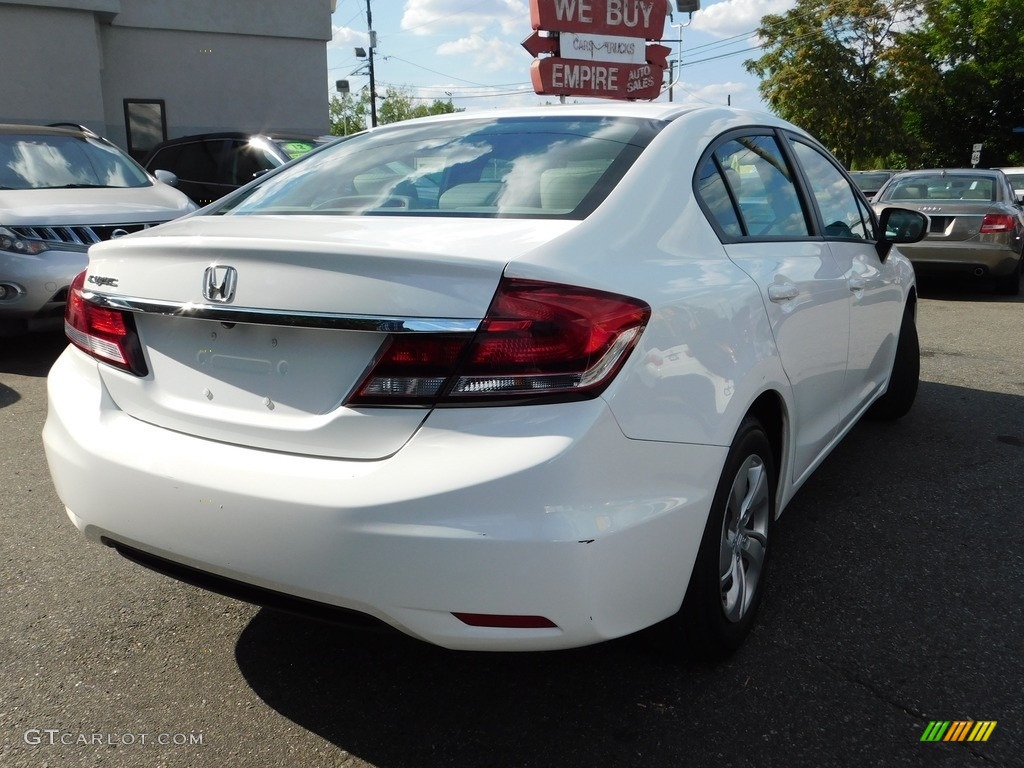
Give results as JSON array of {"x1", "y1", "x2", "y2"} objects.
[
  {"x1": 353, "y1": 171, "x2": 399, "y2": 195},
  {"x1": 539, "y1": 166, "x2": 605, "y2": 211},
  {"x1": 438, "y1": 182, "x2": 503, "y2": 209}
]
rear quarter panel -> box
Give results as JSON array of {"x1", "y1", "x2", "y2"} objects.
[{"x1": 502, "y1": 110, "x2": 794, "y2": 450}]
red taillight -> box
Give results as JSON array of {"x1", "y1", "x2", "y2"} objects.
[
  {"x1": 349, "y1": 277, "x2": 650, "y2": 406},
  {"x1": 980, "y1": 214, "x2": 1015, "y2": 233},
  {"x1": 64, "y1": 271, "x2": 148, "y2": 376}
]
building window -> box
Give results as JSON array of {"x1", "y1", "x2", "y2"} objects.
[{"x1": 123, "y1": 99, "x2": 167, "y2": 161}]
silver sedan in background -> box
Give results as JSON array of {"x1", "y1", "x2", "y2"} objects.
[{"x1": 872, "y1": 168, "x2": 1024, "y2": 294}]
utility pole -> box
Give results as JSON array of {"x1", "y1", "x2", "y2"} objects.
[{"x1": 366, "y1": 0, "x2": 377, "y2": 127}]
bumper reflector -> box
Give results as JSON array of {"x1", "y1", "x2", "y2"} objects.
[{"x1": 452, "y1": 612, "x2": 558, "y2": 629}]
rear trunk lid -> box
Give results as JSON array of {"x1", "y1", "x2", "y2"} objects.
[
  {"x1": 84, "y1": 215, "x2": 575, "y2": 459},
  {"x1": 908, "y1": 201, "x2": 1010, "y2": 243}
]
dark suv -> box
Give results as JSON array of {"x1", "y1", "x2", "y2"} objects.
[{"x1": 142, "y1": 132, "x2": 329, "y2": 205}]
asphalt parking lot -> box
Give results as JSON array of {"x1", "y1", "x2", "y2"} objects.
[{"x1": 2, "y1": 279, "x2": 1022, "y2": 768}]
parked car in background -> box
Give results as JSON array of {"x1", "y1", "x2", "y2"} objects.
[
  {"x1": 0, "y1": 123, "x2": 196, "y2": 335},
  {"x1": 142, "y1": 132, "x2": 331, "y2": 205},
  {"x1": 849, "y1": 169, "x2": 895, "y2": 199},
  {"x1": 995, "y1": 166, "x2": 1024, "y2": 202},
  {"x1": 45, "y1": 104, "x2": 927, "y2": 659},
  {"x1": 872, "y1": 168, "x2": 1024, "y2": 294}
]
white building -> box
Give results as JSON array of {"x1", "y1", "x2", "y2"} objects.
[{"x1": 1, "y1": 0, "x2": 334, "y2": 158}]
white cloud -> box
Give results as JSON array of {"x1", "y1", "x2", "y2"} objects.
[
  {"x1": 690, "y1": 0, "x2": 795, "y2": 38},
  {"x1": 327, "y1": 25, "x2": 368, "y2": 49},
  {"x1": 437, "y1": 34, "x2": 525, "y2": 71},
  {"x1": 672, "y1": 79, "x2": 757, "y2": 109},
  {"x1": 401, "y1": 0, "x2": 529, "y2": 37}
]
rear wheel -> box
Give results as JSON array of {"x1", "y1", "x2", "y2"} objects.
[
  {"x1": 667, "y1": 417, "x2": 776, "y2": 660},
  {"x1": 868, "y1": 305, "x2": 919, "y2": 420}
]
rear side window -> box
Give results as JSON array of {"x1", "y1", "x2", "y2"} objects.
[
  {"x1": 699, "y1": 135, "x2": 809, "y2": 238},
  {"x1": 214, "y1": 116, "x2": 663, "y2": 220},
  {"x1": 696, "y1": 159, "x2": 742, "y2": 237}
]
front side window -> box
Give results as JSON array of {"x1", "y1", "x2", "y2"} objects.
[
  {"x1": 708, "y1": 135, "x2": 809, "y2": 238},
  {"x1": 0, "y1": 133, "x2": 151, "y2": 189},
  {"x1": 170, "y1": 141, "x2": 226, "y2": 184},
  {"x1": 214, "y1": 116, "x2": 663, "y2": 219},
  {"x1": 230, "y1": 142, "x2": 278, "y2": 185},
  {"x1": 791, "y1": 141, "x2": 875, "y2": 240}
]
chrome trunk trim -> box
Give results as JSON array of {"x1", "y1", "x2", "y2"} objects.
[{"x1": 82, "y1": 291, "x2": 481, "y2": 333}]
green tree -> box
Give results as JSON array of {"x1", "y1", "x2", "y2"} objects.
[
  {"x1": 329, "y1": 92, "x2": 368, "y2": 136},
  {"x1": 378, "y1": 86, "x2": 461, "y2": 123},
  {"x1": 329, "y1": 86, "x2": 462, "y2": 135},
  {"x1": 896, "y1": 0, "x2": 1024, "y2": 166},
  {"x1": 746, "y1": 0, "x2": 923, "y2": 168}
]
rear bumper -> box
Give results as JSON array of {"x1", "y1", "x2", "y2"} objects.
[
  {"x1": 44, "y1": 346, "x2": 726, "y2": 651},
  {"x1": 900, "y1": 241, "x2": 1021, "y2": 277}
]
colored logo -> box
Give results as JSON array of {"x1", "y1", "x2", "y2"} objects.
[{"x1": 920, "y1": 721, "x2": 997, "y2": 742}]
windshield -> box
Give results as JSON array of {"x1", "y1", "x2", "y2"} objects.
[
  {"x1": 850, "y1": 172, "x2": 891, "y2": 191},
  {"x1": 879, "y1": 174, "x2": 997, "y2": 202},
  {"x1": 215, "y1": 116, "x2": 662, "y2": 219},
  {"x1": 0, "y1": 133, "x2": 152, "y2": 189}
]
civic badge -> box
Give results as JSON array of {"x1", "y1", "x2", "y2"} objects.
[{"x1": 203, "y1": 265, "x2": 237, "y2": 303}]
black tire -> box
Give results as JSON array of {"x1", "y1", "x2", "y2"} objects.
[
  {"x1": 868, "y1": 306, "x2": 919, "y2": 421},
  {"x1": 666, "y1": 417, "x2": 776, "y2": 661},
  {"x1": 994, "y1": 258, "x2": 1021, "y2": 296}
]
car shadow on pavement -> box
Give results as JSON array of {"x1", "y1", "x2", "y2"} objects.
[
  {"x1": 916, "y1": 274, "x2": 1023, "y2": 302},
  {"x1": 232, "y1": 379, "x2": 1023, "y2": 768},
  {"x1": 1, "y1": 330, "x2": 68, "y2": 377}
]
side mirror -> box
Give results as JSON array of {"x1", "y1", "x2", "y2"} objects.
[
  {"x1": 875, "y1": 207, "x2": 928, "y2": 261},
  {"x1": 152, "y1": 169, "x2": 179, "y2": 188}
]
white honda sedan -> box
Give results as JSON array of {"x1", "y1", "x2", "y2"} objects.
[{"x1": 43, "y1": 104, "x2": 927, "y2": 658}]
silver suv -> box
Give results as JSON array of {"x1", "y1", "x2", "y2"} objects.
[{"x1": 0, "y1": 124, "x2": 196, "y2": 334}]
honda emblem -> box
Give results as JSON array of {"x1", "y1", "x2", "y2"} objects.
[{"x1": 203, "y1": 265, "x2": 237, "y2": 303}]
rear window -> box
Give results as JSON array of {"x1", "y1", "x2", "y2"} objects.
[
  {"x1": 276, "y1": 139, "x2": 321, "y2": 160},
  {"x1": 0, "y1": 133, "x2": 151, "y2": 189},
  {"x1": 214, "y1": 116, "x2": 663, "y2": 220},
  {"x1": 879, "y1": 175, "x2": 996, "y2": 202}
]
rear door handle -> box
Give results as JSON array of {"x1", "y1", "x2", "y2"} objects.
[{"x1": 767, "y1": 283, "x2": 799, "y2": 303}]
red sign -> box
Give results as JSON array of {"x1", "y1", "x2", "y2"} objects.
[
  {"x1": 530, "y1": 0, "x2": 667, "y2": 38},
  {"x1": 530, "y1": 57, "x2": 663, "y2": 101},
  {"x1": 522, "y1": 30, "x2": 559, "y2": 57}
]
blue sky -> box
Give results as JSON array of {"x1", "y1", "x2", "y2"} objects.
[{"x1": 327, "y1": 0, "x2": 796, "y2": 116}]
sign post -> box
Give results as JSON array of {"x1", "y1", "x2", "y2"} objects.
[
  {"x1": 971, "y1": 143, "x2": 982, "y2": 168},
  {"x1": 523, "y1": 0, "x2": 670, "y2": 101}
]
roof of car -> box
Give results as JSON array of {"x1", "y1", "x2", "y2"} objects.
[
  {"x1": 0, "y1": 123, "x2": 92, "y2": 137},
  {"x1": 154, "y1": 131, "x2": 325, "y2": 144},
  {"x1": 895, "y1": 168, "x2": 1002, "y2": 176},
  {"x1": 369, "y1": 103, "x2": 728, "y2": 126}
]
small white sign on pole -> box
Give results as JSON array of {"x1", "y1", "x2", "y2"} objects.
[{"x1": 559, "y1": 32, "x2": 647, "y2": 64}]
